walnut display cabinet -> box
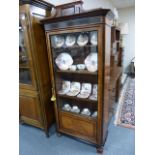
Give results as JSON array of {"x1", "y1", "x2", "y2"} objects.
[
  {"x1": 41, "y1": 7, "x2": 115, "y2": 152},
  {"x1": 19, "y1": 0, "x2": 55, "y2": 137}
]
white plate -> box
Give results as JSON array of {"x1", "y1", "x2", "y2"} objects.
[
  {"x1": 66, "y1": 82, "x2": 81, "y2": 96},
  {"x1": 52, "y1": 35, "x2": 65, "y2": 48},
  {"x1": 89, "y1": 94, "x2": 97, "y2": 101},
  {"x1": 84, "y1": 53, "x2": 98, "y2": 72},
  {"x1": 65, "y1": 35, "x2": 76, "y2": 47},
  {"x1": 58, "y1": 80, "x2": 71, "y2": 95},
  {"x1": 90, "y1": 31, "x2": 98, "y2": 45},
  {"x1": 55, "y1": 53, "x2": 73, "y2": 70},
  {"x1": 77, "y1": 34, "x2": 89, "y2": 46}
]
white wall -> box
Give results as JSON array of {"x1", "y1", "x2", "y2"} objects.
[
  {"x1": 46, "y1": 0, "x2": 114, "y2": 10},
  {"x1": 118, "y1": 7, "x2": 135, "y2": 72}
]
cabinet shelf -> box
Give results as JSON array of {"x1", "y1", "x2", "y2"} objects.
[
  {"x1": 59, "y1": 110, "x2": 97, "y2": 121},
  {"x1": 57, "y1": 94, "x2": 98, "y2": 104},
  {"x1": 53, "y1": 44, "x2": 97, "y2": 50},
  {"x1": 56, "y1": 70, "x2": 98, "y2": 75}
]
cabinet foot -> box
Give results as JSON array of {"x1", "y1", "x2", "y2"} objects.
[
  {"x1": 45, "y1": 130, "x2": 50, "y2": 138},
  {"x1": 96, "y1": 146, "x2": 103, "y2": 153}
]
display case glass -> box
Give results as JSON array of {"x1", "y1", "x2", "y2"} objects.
[
  {"x1": 19, "y1": 20, "x2": 32, "y2": 85},
  {"x1": 50, "y1": 30, "x2": 99, "y2": 119}
]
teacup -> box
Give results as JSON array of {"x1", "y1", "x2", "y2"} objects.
[
  {"x1": 77, "y1": 64, "x2": 85, "y2": 70},
  {"x1": 72, "y1": 105, "x2": 79, "y2": 111},
  {"x1": 81, "y1": 108, "x2": 90, "y2": 115},
  {"x1": 69, "y1": 65, "x2": 77, "y2": 71}
]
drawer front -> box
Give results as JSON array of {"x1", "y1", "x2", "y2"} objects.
[
  {"x1": 59, "y1": 111, "x2": 97, "y2": 143},
  {"x1": 19, "y1": 95, "x2": 42, "y2": 123}
]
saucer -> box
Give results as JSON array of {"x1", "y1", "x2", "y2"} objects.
[
  {"x1": 52, "y1": 35, "x2": 65, "y2": 48},
  {"x1": 77, "y1": 34, "x2": 89, "y2": 46},
  {"x1": 65, "y1": 34, "x2": 76, "y2": 47}
]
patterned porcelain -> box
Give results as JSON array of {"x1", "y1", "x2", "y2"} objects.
[
  {"x1": 66, "y1": 82, "x2": 81, "y2": 96},
  {"x1": 65, "y1": 34, "x2": 76, "y2": 47},
  {"x1": 77, "y1": 83, "x2": 92, "y2": 99},
  {"x1": 55, "y1": 53, "x2": 73, "y2": 70},
  {"x1": 71, "y1": 105, "x2": 80, "y2": 113},
  {"x1": 90, "y1": 31, "x2": 98, "y2": 45},
  {"x1": 77, "y1": 34, "x2": 89, "y2": 46},
  {"x1": 58, "y1": 80, "x2": 71, "y2": 95},
  {"x1": 62, "y1": 104, "x2": 71, "y2": 111},
  {"x1": 89, "y1": 84, "x2": 98, "y2": 101},
  {"x1": 77, "y1": 64, "x2": 86, "y2": 70},
  {"x1": 52, "y1": 35, "x2": 65, "y2": 48},
  {"x1": 81, "y1": 108, "x2": 91, "y2": 116},
  {"x1": 84, "y1": 53, "x2": 98, "y2": 72}
]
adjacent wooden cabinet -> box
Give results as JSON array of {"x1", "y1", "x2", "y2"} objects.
[
  {"x1": 109, "y1": 26, "x2": 123, "y2": 115},
  {"x1": 41, "y1": 7, "x2": 116, "y2": 152},
  {"x1": 19, "y1": 0, "x2": 55, "y2": 136}
]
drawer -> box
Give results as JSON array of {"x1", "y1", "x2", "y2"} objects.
[{"x1": 59, "y1": 111, "x2": 97, "y2": 143}]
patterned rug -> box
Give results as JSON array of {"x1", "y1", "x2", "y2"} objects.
[{"x1": 114, "y1": 77, "x2": 135, "y2": 129}]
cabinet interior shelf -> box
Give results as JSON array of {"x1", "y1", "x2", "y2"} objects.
[
  {"x1": 57, "y1": 94, "x2": 98, "y2": 104},
  {"x1": 59, "y1": 110, "x2": 97, "y2": 121},
  {"x1": 19, "y1": 63, "x2": 29, "y2": 69},
  {"x1": 56, "y1": 70, "x2": 98, "y2": 75},
  {"x1": 53, "y1": 44, "x2": 97, "y2": 50}
]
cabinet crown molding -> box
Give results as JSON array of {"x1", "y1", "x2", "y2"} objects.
[{"x1": 19, "y1": 0, "x2": 55, "y2": 11}]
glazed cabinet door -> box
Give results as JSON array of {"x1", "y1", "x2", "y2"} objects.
[
  {"x1": 46, "y1": 26, "x2": 103, "y2": 144},
  {"x1": 19, "y1": 13, "x2": 37, "y2": 90}
]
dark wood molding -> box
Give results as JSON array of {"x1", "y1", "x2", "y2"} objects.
[
  {"x1": 40, "y1": 8, "x2": 114, "y2": 24},
  {"x1": 19, "y1": 0, "x2": 55, "y2": 11}
]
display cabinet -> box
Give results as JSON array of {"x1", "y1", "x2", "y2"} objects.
[
  {"x1": 41, "y1": 7, "x2": 115, "y2": 152},
  {"x1": 19, "y1": 0, "x2": 55, "y2": 137}
]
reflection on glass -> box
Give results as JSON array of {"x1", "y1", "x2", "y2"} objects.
[
  {"x1": 19, "y1": 22, "x2": 28, "y2": 65},
  {"x1": 19, "y1": 68, "x2": 32, "y2": 84},
  {"x1": 50, "y1": 30, "x2": 99, "y2": 114},
  {"x1": 19, "y1": 21, "x2": 32, "y2": 85}
]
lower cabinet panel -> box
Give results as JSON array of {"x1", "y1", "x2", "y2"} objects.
[
  {"x1": 19, "y1": 94, "x2": 43, "y2": 125},
  {"x1": 59, "y1": 111, "x2": 97, "y2": 144}
]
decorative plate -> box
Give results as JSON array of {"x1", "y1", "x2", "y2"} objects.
[
  {"x1": 65, "y1": 34, "x2": 76, "y2": 47},
  {"x1": 52, "y1": 35, "x2": 65, "y2": 48},
  {"x1": 58, "y1": 80, "x2": 71, "y2": 95},
  {"x1": 66, "y1": 82, "x2": 81, "y2": 96},
  {"x1": 55, "y1": 53, "x2": 73, "y2": 70},
  {"x1": 77, "y1": 34, "x2": 89, "y2": 46},
  {"x1": 77, "y1": 83, "x2": 92, "y2": 99},
  {"x1": 90, "y1": 31, "x2": 98, "y2": 45},
  {"x1": 84, "y1": 53, "x2": 98, "y2": 72}
]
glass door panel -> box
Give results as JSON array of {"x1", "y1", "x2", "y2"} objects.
[
  {"x1": 19, "y1": 16, "x2": 34, "y2": 87},
  {"x1": 50, "y1": 29, "x2": 99, "y2": 119}
]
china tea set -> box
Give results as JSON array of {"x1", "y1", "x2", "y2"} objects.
[
  {"x1": 55, "y1": 52, "x2": 98, "y2": 72},
  {"x1": 62, "y1": 103, "x2": 98, "y2": 117},
  {"x1": 58, "y1": 80, "x2": 98, "y2": 100}
]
